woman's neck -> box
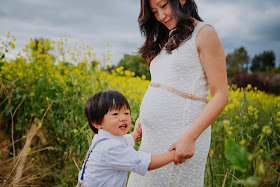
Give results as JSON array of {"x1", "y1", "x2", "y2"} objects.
[{"x1": 193, "y1": 19, "x2": 200, "y2": 27}]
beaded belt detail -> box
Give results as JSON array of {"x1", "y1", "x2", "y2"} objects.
[{"x1": 149, "y1": 83, "x2": 209, "y2": 104}]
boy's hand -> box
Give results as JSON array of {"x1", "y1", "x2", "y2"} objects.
[{"x1": 131, "y1": 117, "x2": 142, "y2": 141}]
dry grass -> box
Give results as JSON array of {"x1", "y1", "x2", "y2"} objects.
[{"x1": 0, "y1": 80, "x2": 55, "y2": 186}]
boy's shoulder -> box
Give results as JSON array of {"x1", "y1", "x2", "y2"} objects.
[{"x1": 93, "y1": 135, "x2": 128, "y2": 150}]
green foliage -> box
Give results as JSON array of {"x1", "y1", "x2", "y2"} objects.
[
  {"x1": 236, "y1": 176, "x2": 260, "y2": 186},
  {"x1": 117, "y1": 54, "x2": 151, "y2": 80},
  {"x1": 225, "y1": 138, "x2": 249, "y2": 173},
  {"x1": 205, "y1": 84, "x2": 280, "y2": 186}
]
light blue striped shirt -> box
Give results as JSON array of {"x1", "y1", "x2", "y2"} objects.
[{"x1": 78, "y1": 129, "x2": 151, "y2": 187}]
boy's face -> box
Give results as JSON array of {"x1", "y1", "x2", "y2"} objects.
[{"x1": 100, "y1": 107, "x2": 131, "y2": 136}]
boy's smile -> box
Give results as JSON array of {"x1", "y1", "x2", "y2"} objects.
[{"x1": 96, "y1": 107, "x2": 131, "y2": 136}]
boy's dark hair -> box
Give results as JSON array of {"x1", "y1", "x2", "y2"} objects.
[{"x1": 85, "y1": 90, "x2": 130, "y2": 134}]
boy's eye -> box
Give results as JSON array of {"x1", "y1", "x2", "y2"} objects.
[
  {"x1": 125, "y1": 112, "x2": 130, "y2": 115},
  {"x1": 162, "y1": 3, "x2": 168, "y2": 8},
  {"x1": 113, "y1": 113, "x2": 118, "y2": 115}
]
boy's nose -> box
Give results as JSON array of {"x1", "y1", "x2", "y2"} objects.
[{"x1": 119, "y1": 115, "x2": 127, "y2": 121}]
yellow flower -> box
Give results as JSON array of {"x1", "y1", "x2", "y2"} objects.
[
  {"x1": 262, "y1": 125, "x2": 272, "y2": 135},
  {"x1": 57, "y1": 137, "x2": 61, "y2": 141},
  {"x1": 240, "y1": 139, "x2": 246, "y2": 146},
  {"x1": 125, "y1": 70, "x2": 131, "y2": 77},
  {"x1": 248, "y1": 154, "x2": 253, "y2": 161},
  {"x1": 73, "y1": 129, "x2": 79, "y2": 133},
  {"x1": 28, "y1": 147, "x2": 32, "y2": 152},
  {"x1": 259, "y1": 149, "x2": 264, "y2": 154},
  {"x1": 247, "y1": 106, "x2": 253, "y2": 112},
  {"x1": 30, "y1": 92, "x2": 35, "y2": 97},
  {"x1": 247, "y1": 84, "x2": 252, "y2": 90},
  {"x1": 141, "y1": 75, "x2": 146, "y2": 80},
  {"x1": 209, "y1": 149, "x2": 214, "y2": 156},
  {"x1": 223, "y1": 120, "x2": 230, "y2": 128},
  {"x1": 31, "y1": 157, "x2": 35, "y2": 161},
  {"x1": 46, "y1": 97, "x2": 49, "y2": 101},
  {"x1": 224, "y1": 106, "x2": 228, "y2": 112}
]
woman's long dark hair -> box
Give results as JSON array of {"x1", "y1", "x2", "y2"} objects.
[{"x1": 138, "y1": 0, "x2": 203, "y2": 65}]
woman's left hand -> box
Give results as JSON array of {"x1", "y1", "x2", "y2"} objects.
[{"x1": 168, "y1": 132, "x2": 196, "y2": 165}]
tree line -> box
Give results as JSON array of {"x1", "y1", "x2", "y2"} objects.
[
  {"x1": 226, "y1": 46, "x2": 279, "y2": 78},
  {"x1": 115, "y1": 47, "x2": 279, "y2": 81}
]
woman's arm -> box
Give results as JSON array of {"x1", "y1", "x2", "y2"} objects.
[
  {"x1": 170, "y1": 25, "x2": 229, "y2": 164},
  {"x1": 187, "y1": 25, "x2": 229, "y2": 140}
]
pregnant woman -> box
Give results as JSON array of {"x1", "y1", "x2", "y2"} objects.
[{"x1": 127, "y1": 0, "x2": 229, "y2": 186}]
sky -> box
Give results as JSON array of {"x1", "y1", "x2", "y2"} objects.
[{"x1": 1, "y1": 0, "x2": 280, "y2": 66}]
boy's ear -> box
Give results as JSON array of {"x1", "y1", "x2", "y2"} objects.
[{"x1": 91, "y1": 122, "x2": 102, "y2": 129}]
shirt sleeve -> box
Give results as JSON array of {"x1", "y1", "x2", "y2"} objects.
[
  {"x1": 106, "y1": 143, "x2": 151, "y2": 176},
  {"x1": 123, "y1": 134, "x2": 135, "y2": 147}
]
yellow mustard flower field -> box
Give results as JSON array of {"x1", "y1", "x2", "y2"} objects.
[{"x1": 0, "y1": 34, "x2": 279, "y2": 186}]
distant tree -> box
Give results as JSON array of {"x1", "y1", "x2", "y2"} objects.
[
  {"x1": 250, "y1": 50, "x2": 275, "y2": 72},
  {"x1": 250, "y1": 55, "x2": 262, "y2": 72},
  {"x1": 226, "y1": 46, "x2": 250, "y2": 78},
  {"x1": 117, "y1": 54, "x2": 151, "y2": 80},
  {"x1": 262, "y1": 50, "x2": 275, "y2": 71}
]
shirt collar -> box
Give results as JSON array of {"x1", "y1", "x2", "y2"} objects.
[{"x1": 96, "y1": 129, "x2": 126, "y2": 142}]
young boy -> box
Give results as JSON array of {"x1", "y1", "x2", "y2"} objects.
[{"x1": 77, "y1": 90, "x2": 175, "y2": 187}]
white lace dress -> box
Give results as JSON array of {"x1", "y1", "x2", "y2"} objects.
[{"x1": 127, "y1": 22, "x2": 211, "y2": 187}]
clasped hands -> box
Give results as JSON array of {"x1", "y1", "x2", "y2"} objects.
[
  {"x1": 168, "y1": 133, "x2": 196, "y2": 165},
  {"x1": 133, "y1": 118, "x2": 196, "y2": 165}
]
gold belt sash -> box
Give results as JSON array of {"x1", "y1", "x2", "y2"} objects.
[{"x1": 149, "y1": 83, "x2": 209, "y2": 104}]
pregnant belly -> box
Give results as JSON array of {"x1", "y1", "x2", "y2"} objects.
[
  {"x1": 139, "y1": 87, "x2": 209, "y2": 154},
  {"x1": 140, "y1": 87, "x2": 182, "y2": 124},
  {"x1": 139, "y1": 88, "x2": 187, "y2": 153}
]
